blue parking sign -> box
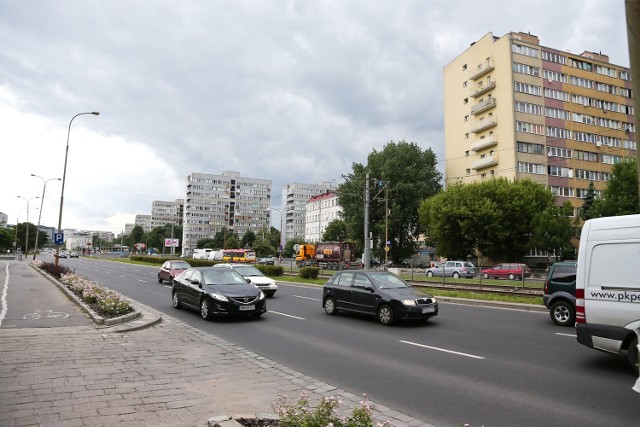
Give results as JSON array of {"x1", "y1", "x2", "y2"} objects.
[{"x1": 54, "y1": 233, "x2": 64, "y2": 245}]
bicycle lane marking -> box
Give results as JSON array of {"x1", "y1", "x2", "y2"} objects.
[{"x1": 0, "y1": 263, "x2": 9, "y2": 328}]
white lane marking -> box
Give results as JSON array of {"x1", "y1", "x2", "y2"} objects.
[
  {"x1": 138, "y1": 279, "x2": 146, "y2": 283},
  {"x1": 400, "y1": 340, "x2": 485, "y2": 360},
  {"x1": 269, "y1": 311, "x2": 305, "y2": 320},
  {"x1": 294, "y1": 295, "x2": 320, "y2": 302},
  {"x1": 119, "y1": 275, "x2": 126, "y2": 278},
  {"x1": 440, "y1": 300, "x2": 546, "y2": 314},
  {"x1": 0, "y1": 263, "x2": 9, "y2": 327},
  {"x1": 555, "y1": 332, "x2": 576, "y2": 337}
]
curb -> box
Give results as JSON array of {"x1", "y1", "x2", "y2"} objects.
[
  {"x1": 208, "y1": 413, "x2": 280, "y2": 427},
  {"x1": 30, "y1": 263, "x2": 162, "y2": 332}
]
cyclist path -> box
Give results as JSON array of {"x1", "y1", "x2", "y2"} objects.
[{"x1": 0, "y1": 260, "x2": 432, "y2": 427}]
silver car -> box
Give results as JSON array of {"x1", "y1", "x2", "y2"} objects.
[{"x1": 426, "y1": 261, "x2": 477, "y2": 278}]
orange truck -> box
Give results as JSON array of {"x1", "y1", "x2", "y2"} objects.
[{"x1": 295, "y1": 242, "x2": 359, "y2": 269}]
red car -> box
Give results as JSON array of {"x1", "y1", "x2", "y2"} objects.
[
  {"x1": 158, "y1": 260, "x2": 191, "y2": 284},
  {"x1": 481, "y1": 263, "x2": 531, "y2": 280}
]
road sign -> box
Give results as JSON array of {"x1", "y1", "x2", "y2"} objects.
[{"x1": 54, "y1": 233, "x2": 64, "y2": 245}]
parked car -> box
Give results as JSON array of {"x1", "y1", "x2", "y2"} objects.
[
  {"x1": 158, "y1": 260, "x2": 192, "y2": 284},
  {"x1": 425, "y1": 261, "x2": 477, "y2": 278},
  {"x1": 171, "y1": 267, "x2": 266, "y2": 320},
  {"x1": 481, "y1": 263, "x2": 531, "y2": 280},
  {"x1": 256, "y1": 257, "x2": 275, "y2": 265},
  {"x1": 58, "y1": 251, "x2": 68, "y2": 259},
  {"x1": 322, "y1": 270, "x2": 438, "y2": 325},
  {"x1": 69, "y1": 252, "x2": 79, "y2": 258},
  {"x1": 543, "y1": 261, "x2": 577, "y2": 326},
  {"x1": 212, "y1": 263, "x2": 277, "y2": 297}
]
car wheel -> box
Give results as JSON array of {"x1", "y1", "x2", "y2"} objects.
[
  {"x1": 157, "y1": 276, "x2": 163, "y2": 284},
  {"x1": 172, "y1": 291, "x2": 181, "y2": 309},
  {"x1": 452, "y1": 272, "x2": 460, "y2": 279},
  {"x1": 482, "y1": 273, "x2": 489, "y2": 279},
  {"x1": 377, "y1": 305, "x2": 394, "y2": 325},
  {"x1": 508, "y1": 273, "x2": 516, "y2": 280},
  {"x1": 550, "y1": 300, "x2": 575, "y2": 326},
  {"x1": 266, "y1": 291, "x2": 275, "y2": 298},
  {"x1": 628, "y1": 337, "x2": 639, "y2": 374},
  {"x1": 200, "y1": 298, "x2": 211, "y2": 320},
  {"x1": 253, "y1": 312, "x2": 263, "y2": 319},
  {"x1": 324, "y1": 297, "x2": 338, "y2": 315},
  {"x1": 426, "y1": 271, "x2": 434, "y2": 277}
]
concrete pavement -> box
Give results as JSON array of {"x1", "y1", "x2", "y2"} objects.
[{"x1": 0, "y1": 260, "x2": 432, "y2": 427}]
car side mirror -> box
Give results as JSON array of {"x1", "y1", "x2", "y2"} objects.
[
  {"x1": 246, "y1": 278, "x2": 252, "y2": 283},
  {"x1": 190, "y1": 278, "x2": 200, "y2": 285}
]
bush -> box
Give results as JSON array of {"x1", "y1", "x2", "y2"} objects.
[
  {"x1": 299, "y1": 267, "x2": 320, "y2": 279},
  {"x1": 256, "y1": 265, "x2": 284, "y2": 276},
  {"x1": 33, "y1": 260, "x2": 72, "y2": 279},
  {"x1": 274, "y1": 393, "x2": 392, "y2": 427}
]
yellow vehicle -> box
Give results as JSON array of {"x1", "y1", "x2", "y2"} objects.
[{"x1": 222, "y1": 249, "x2": 256, "y2": 263}]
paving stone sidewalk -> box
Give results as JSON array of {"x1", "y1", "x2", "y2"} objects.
[{"x1": 0, "y1": 306, "x2": 433, "y2": 427}]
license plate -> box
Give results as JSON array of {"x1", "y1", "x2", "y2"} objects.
[
  {"x1": 421, "y1": 306, "x2": 435, "y2": 314},
  {"x1": 239, "y1": 305, "x2": 255, "y2": 311}
]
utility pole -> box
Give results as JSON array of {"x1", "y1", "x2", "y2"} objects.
[{"x1": 364, "y1": 172, "x2": 370, "y2": 270}]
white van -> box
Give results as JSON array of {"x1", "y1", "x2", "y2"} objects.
[
  {"x1": 576, "y1": 214, "x2": 640, "y2": 372},
  {"x1": 192, "y1": 248, "x2": 213, "y2": 259}
]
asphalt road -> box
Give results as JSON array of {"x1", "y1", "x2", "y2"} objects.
[{"x1": 40, "y1": 255, "x2": 640, "y2": 426}]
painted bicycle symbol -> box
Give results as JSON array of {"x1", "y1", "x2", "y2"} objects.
[{"x1": 23, "y1": 309, "x2": 69, "y2": 320}]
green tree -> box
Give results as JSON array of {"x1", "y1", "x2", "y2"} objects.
[
  {"x1": 530, "y1": 201, "x2": 574, "y2": 263},
  {"x1": 131, "y1": 225, "x2": 145, "y2": 247},
  {"x1": 580, "y1": 181, "x2": 597, "y2": 221},
  {"x1": 338, "y1": 140, "x2": 442, "y2": 264},
  {"x1": 0, "y1": 227, "x2": 14, "y2": 253},
  {"x1": 241, "y1": 230, "x2": 257, "y2": 248},
  {"x1": 322, "y1": 219, "x2": 349, "y2": 242},
  {"x1": 211, "y1": 227, "x2": 240, "y2": 249},
  {"x1": 590, "y1": 159, "x2": 639, "y2": 218},
  {"x1": 419, "y1": 178, "x2": 558, "y2": 261}
]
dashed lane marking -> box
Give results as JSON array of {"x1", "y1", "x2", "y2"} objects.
[{"x1": 400, "y1": 340, "x2": 486, "y2": 360}]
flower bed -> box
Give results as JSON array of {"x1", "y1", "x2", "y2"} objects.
[{"x1": 33, "y1": 259, "x2": 133, "y2": 318}]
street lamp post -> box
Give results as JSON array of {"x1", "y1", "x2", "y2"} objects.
[
  {"x1": 17, "y1": 195, "x2": 39, "y2": 257},
  {"x1": 31, "y1": 174, "x2": 61, "y2": 260},
  {"x1": 55, "y1": 112, "x2": 99, "y2": 269},
  {"x1": 271, "y1": 207, "x2": 284, "y2": 259}
]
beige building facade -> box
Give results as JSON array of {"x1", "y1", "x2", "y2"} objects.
[{"x1": 444, "y1": 31, "x2": 635, "y2": 213}]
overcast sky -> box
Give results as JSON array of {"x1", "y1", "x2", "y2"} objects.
[{"x1": 0, "y1": 0, "x2": 630, "y2": 235}]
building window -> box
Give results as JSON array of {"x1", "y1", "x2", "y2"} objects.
[
  {"x1": 512, "y1": 43, "x2": 540, "y2": 58},
  {"x1": 517, "y1": 141, "x2": 545, "y2": 155},
  {"x1": 464, "y1": 115, "x2": 469, "y2": 122},
  {"x1": 463, "y1": 81, "x2": 468, "y2": 88},
  {"x1": 465, "y1": 150, "x2": 470, "y2": 157},
  {"x1": 518, "y1": 162, "x2": 545, "y2": 174},
  {"x1": 464, "y1": 98, "x2": 468, "y2": 104},
  {"x1": 466, "y1": 168, "x2": 470, "y2": 175},
  {"x1": 462, "y1": 64, "x2": 467, "y2": 71}
]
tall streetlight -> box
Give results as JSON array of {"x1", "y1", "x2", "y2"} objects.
[
  {"x1": 55, "y1": 112, "x2": 99, "y2": 269},
  {"x1": 31, "y1": 174, "x2": 61, "y2": 260},
  {"x1": 17, "y1": 195, "x2": 39, "y2": 257},
  {"x1": 271, "y1": 207, "x2": 284, "y2": 259}
]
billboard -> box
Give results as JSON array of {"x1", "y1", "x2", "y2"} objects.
[{"x1": 164, "y1": 238, "x2": 180, "y2": 248}]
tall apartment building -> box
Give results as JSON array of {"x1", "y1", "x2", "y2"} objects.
[
  {"x1": 151, "y1": 199, "x2": 184, "y2": 228},
  {"x1": 281, "y1": 182, "x2": 336, "y2": 245},
  {"x1": 444, "y1": 31, "x2": 635, "y2": 214},
  {"x1": 134, "y1": 214, "x2": 152, "y2": 232},
  {"x1": 182, "y1": 171, "x2": 272, "y2": 256},
  {"x1": 304, "y1": 191, "x2": 342, "y2": 242}
]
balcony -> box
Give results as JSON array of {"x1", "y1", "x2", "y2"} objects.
[
  {"x1": 471, "y1": 153, "x2": 499, "y2": 170},
  {"x1": 470, "y1": 135, "x2": 498, "y2": 152},
  {"x1": 471, "y1": 116, "x2": 498, "y2": 133},
  {"x1": 469, "y1": 59, "x2": 495, "y2": 80},
  {"x1": 470, "y1": 97, "x2": 496, "y2": 115},
  {"x1": 470, "y1": 81, "x2": 496, "y2": 98}
]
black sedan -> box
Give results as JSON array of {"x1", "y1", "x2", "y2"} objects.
[
  {"x1": 322, "y1": 270, "x2": 438, "y2": 325},
  {"x1": 171, "y1": 267, "x2": 266, "y2": 320}
]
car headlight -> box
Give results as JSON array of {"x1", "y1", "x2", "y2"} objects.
[
  {"x1": 259, "y1": 291, "x2": 265, "y2": 300},
  {"x1": 209, "y1": 292, "x2": 228, "y2": 302},
  {"x1": 401, "y1": 299, "x2": 416, "y2": 306},
  {"x1": 431, "y1": 297, "x2": 437, "y2": 303}
]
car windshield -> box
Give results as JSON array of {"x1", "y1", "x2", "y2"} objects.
[
  {"x1": 233, "y1": 266, "x2": 264, "y2": 277},
  {"x1": 172, "y1": 262, "x2": 191, "y2": 269},
  {"x1": 202, "y1": 270, "x2": 248, "y2": 285},
  {"x1": 463, "y1": 262, "x2": 475, "y2": 268},
  {"x1": 370, "y1": 273, "x2": 409, "y2": 289}
]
